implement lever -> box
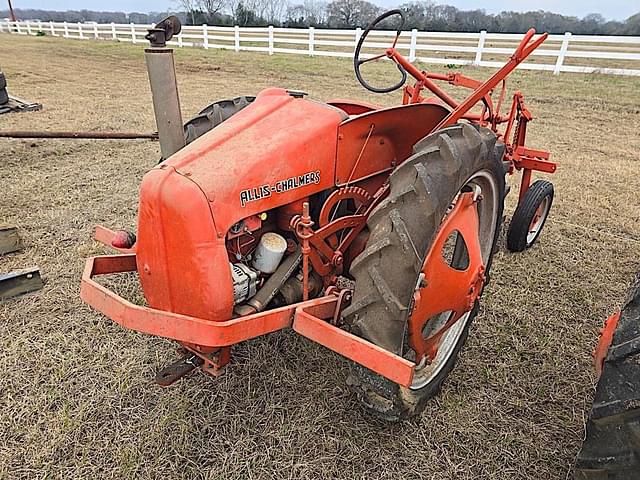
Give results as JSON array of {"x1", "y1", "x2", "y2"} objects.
[{"x1": 437, "y1": 29, "x2": 548, "y2": 129}]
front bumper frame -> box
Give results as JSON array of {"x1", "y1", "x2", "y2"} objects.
[{"x1": 81, "y1": 253, "x2": 415, "y2": 387}]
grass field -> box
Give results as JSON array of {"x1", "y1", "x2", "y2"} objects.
[{"x1": 1, "y1": 33, "x2": 639, "y2": 479}]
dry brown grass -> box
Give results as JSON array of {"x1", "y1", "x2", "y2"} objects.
[{"x1": 1, "y1": 33, "x2": 640, "y2": 480}]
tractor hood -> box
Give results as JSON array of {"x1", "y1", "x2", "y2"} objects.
[
  {"x1": 163, "y1": 88, "x2": 343, "y2": 237},
  {"x1": 135, "y1": 88, "x2": 343, "y2": 320}
]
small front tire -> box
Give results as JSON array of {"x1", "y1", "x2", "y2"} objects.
[{"x1": 507, "y1": 180, "x2": 554, "y2": 252}]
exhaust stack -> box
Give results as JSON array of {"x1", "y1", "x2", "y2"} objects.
[{"x1": 144, "y1": 16, "x2": 186, "y2": 160}]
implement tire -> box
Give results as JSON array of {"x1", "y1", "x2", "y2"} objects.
[
  {"x1": 343, "y1": 123, "x2": 506, "y2": 421},
  {"x1": 506, "y1": 179, "x2": 554, "y2": 252}
]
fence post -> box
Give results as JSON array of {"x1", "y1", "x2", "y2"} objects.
[
  {"x1": 37, "y1": 20, "x2": 42, "y2": 33},
  {"x1": 409, "y1": 28, "x2": 417, "y2": 62},
  {"x1": 130, "y1": 23, "x2": 136, "y2": 44},
  {"x1": 79, "y1": 22, "x2": 85, "y2": 39},
  {"x1": 0, "y1": 21, "x2": 3, "y2": 33},
  {"x1": 474, "y1": 30, "x2": 486, "y2": 66},
  {"x1": 111, "y1": 22, "x2": 116, "y2": 40},
  {"x1": 50, "y1": 21, "x2": 55, "y2": 36},
  {"x1": 234, "y1": 25, "x2": 240, "y2": 52},
  {"x1": 355, "y1": 27, "x2": 362, "y2": 50},
  {"x1": 554, "y1": 32, "x2": 571, "y2": 75},
  {"x1": 178, "y1": 30, "x2": 183, "y2": 47},
  {"x1": 26, "y1": 20, "x2": 32, "y2": 35},
  {"x1": 202, "y1": 24, "x2": 209, "y2": 49},
  {"x1": 63, "y1": 21, "x2": 68, "y2": 37},
  {"x1": 15, "y1": 21, "x2": 21, "y2": 34},
  {"x1": 93, "y1": 22, "x2": 99, "y2": 39},
  {"x1": 308, "y1": 26, "x2": 314, "y2": 56},
  {"x1": 268, "y1": 25, "x2": 274, "y2": 55}
]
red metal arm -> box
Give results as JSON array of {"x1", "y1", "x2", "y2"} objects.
[
  {"x1": 391, "y1": 29, "x2": 547, "y2": 129},
  {"x1": 436, "y1": 29, "x2": 548, "y2": 129}
]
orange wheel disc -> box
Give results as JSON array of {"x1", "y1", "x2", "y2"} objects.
[{"x1": 407, "y1": 170, "x2": 500, "y2": 389}]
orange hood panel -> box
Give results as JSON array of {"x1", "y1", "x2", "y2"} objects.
[{"x1": 163, "y1": 88, "x2": 344, "y2": 238}]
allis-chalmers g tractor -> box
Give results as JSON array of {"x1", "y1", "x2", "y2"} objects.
[{"x1": 81, "y1": 11, "x2": 557, "y2": 420}]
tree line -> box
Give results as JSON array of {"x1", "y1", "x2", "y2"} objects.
[{"x1": 2, "y1": 1, "x2": 639, "y2": 35}]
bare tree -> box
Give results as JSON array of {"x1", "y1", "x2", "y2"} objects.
[
  {"x1": 263, "y1": 0, "x2": 288, "y2": 24},
  {"x1": 304, "y1": 0, "x2": 327, "y2": 24},
  {"x1": 4, "y1": 4, "x2": 639, "y2": 34},
  {"x1": 285, "y1": 0, "x2": 326, "y2": 26},
  {"x1": 175, "y1": 0, "x2": 198, "y2": 24},
  {"x1": 200, "y1": 0, "x2": 227, "y2": 19},
  {"x1": 326, "y1": 0, "x2": 379, "y2": 28}
]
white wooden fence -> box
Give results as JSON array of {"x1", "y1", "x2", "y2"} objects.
[{"x1": 2, "y1": 19, "x2": 639, "y2": 76}]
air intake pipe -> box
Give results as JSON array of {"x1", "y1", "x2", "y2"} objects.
[{"x1": 144, "y1": 16, "x2": 186, "y2": 160}]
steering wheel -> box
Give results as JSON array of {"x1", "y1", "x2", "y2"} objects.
[{"x1": 354, "y1": 10, "x2": 408, "y2": 93}]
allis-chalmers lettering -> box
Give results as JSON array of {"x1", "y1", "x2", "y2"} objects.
[{"x1": 240, "y1": 170, "x2": 321, "y2": 207}]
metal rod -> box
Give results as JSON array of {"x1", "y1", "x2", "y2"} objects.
[
  {"x1": 0, "y1": 130, "x2": 159, "y2": 140},
  {"x1": 7, "y1": 0, "x2": 17, "y2": 22},
  {"x1": 144, "y1": 48, "x2": 185, "y2": 159},
  {"x1": 300, "y1": 202, "x2": 312, "y2": 302}
]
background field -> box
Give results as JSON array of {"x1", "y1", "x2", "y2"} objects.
[{"x1": 1, "y1": 33, "x2": 639, "y2": 479}]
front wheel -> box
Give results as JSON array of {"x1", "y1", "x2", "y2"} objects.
[{"x1": 343, "y1": 123, "x2": 506, "y2": 421}]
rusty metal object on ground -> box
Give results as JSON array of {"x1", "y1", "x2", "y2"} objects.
[
  {"x1": 155, "y1": 352, "x2": 204, "y2": 387},
  {"x1": 0, "y1": 225, "x2": 23, "y2": 254},
  {"x1": 0, "y1": 267, "x2": 43, "y2": 300},
  {"x1": 0, "y1": 130, "x2": 158, "y2": 139},
  {"x1": 0, "y1": 94, "x2": 42, "y2": 115},
  {"x1": 0, "y1": 70, "x2": 42, "y2": 114}
]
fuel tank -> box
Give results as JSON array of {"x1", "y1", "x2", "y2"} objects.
[{"x1": 136, "y1": 88, "x2": 344, "y2": 321}]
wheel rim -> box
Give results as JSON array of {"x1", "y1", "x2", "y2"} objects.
[
  {"x1": 409, "y1": 170, "x2": 499, "y2": 389},
  {"x1": 526, "y1": 195, "x2": 551, "y2": 245}
]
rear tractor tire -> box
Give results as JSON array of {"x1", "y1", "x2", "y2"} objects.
[
  {"x1": 184, "y1": 96, "x2": 255, "y2": 145},
  {"x1": 575, "y1": 277, "x2": 640, "y2": 480},
  {"x1": 157, "y1": 96, "x2": 255, "y2": 164},
  {"x1": 506, "y1": 179, "x2": 554, "y2": 252},
  {"x1": 343, "y1": 123, "x2": 506, "y2": 421}
]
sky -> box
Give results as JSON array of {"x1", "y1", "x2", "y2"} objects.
[{"x1": 7, "y1": 0, "x2": 638, "y2": 21}]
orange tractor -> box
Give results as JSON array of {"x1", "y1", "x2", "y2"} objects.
[{"x1": 81, "y1": 11, "x2": 557, "y2": 420}]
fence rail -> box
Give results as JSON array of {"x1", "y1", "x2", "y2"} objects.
[{"x1": 1, "y1": 19, "x2": 639, "y2": 76}]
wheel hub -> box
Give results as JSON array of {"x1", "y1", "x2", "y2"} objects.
[{"x1": 408, "y1": 191, "x2": 486, "y2": 363}]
